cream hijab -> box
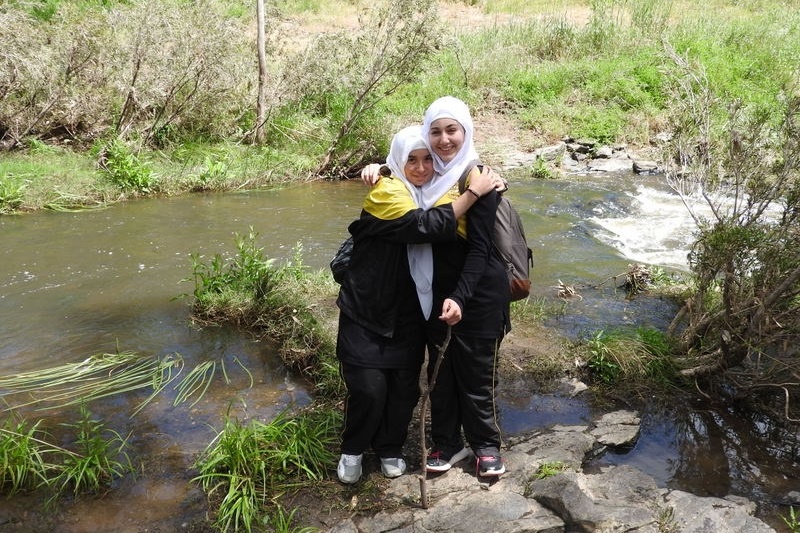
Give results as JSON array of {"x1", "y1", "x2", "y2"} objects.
[
  {"x1": 387, "y1": 98, "x2": 480, "y2": 320},
  {"x1": 385, "y1": 125, "x2": 436, "y2": 319}
]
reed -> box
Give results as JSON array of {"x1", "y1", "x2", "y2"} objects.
[
  {"x1": 0, "y1": 351, "x2": 182, "y2": 413},
  {"x1": 0, "y1": 410, "x2": 134, "y2": 500},
  {"x1": 54, "y1": 405, "x2": 135, "y2": 496},
  {"x1": 194, "y1": 407, "x2": 339, "y2": 532},
  {"x1": 0, "y1": 418, "x2": 54, "y2": 493}
]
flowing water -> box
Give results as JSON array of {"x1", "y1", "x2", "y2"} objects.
[{"x1": 0, "y1": 175, "x2": 797, "y2": 531}]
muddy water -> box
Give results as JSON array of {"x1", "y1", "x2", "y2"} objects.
[{"x1": 0, "y1": 176, "x2": 797, "y2": 531}]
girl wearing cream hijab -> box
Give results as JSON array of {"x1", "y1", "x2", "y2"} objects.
[
  {"x1": 360, "y1": 96, "x2": 510, "y2": 478},
  {"x1": 335, "y1": 125, "x2": 495, "y2": 484}
]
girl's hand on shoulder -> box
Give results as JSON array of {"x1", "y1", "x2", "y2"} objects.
[
  {"x1": 468, "y1": 166, "x2": 506, "y2": 197},
  {"x1": 361, "y1": 163, "x2": 383, "y2": 186}
]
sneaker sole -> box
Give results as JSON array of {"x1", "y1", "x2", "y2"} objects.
[
  {"x1": 425, "y1": 447, "x2": 470, "y2": 473},
  {"x1": 478, "y1": 464, "x2": 506, "y2": 477}
]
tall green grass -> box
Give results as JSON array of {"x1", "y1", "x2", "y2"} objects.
[
  {"x1": 194, "y1": 408, "x2": 339, "y2": 533},
  {"x1": 0, "y1": 410, "x2": 134, "y2": 499},
  {"x1": 55, "y1": 405, "x2": 134, "y2": 496},
  {"x1": 581, "y1": 326, "x2": 677, "y2": 385},
  {"x1": 187, "y1": 230, "x2": 343, "y2": 399}
]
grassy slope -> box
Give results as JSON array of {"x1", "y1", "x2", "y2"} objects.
[{"x1": 1, "y1": 0, "x2": 797, "y2": 213}]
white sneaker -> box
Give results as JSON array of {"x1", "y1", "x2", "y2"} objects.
[
  {"x1": 380, "y1": 457, "x2": 407, "y2": 478},
  {"x1": 337, "y1": 453, "x2": 363, "y2": 484}
]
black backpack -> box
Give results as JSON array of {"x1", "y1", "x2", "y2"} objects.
[{"x1": 459, "y1": 164, "x2": 533, "y2": 301}]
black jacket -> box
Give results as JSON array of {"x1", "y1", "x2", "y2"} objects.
[
  {"x1": 336, "y1": 177, "x2": 460, "y2": 338},
  {"x1": 430, "y1": 188, "x2": 511, "y2": 339}
]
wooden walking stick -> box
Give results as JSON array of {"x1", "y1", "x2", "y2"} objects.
[{"x1": 417, "y1": 325, "x2": 451, "y2": 509}]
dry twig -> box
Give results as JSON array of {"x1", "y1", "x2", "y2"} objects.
[{"x1": 416, "y1": 325, "x2": 451, "y2": 508}]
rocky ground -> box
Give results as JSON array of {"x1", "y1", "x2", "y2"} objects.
[{"x1": 289, "y1": 402, "x2": 778, "y2": 533}]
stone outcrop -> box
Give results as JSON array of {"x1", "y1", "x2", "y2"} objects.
[
  {"x1": 499, "y1": 138, "x2": 662, "y2": 176},
  {"x1": 327, "y1": 409, "x2": 775, "y2": 533}
]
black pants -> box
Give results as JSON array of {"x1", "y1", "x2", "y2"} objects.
[
  {"x1": 426, "y1": 333, "x2": 502, "y2": 457},
  {"x1": 339, "y1": 363, "x2": 421, "y2": 458}
]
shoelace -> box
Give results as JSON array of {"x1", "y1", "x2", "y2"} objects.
[{"x1": 476, "y1": 456, "x2": 501, "y2": 470}]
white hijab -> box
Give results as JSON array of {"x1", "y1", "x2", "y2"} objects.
[
  {"x1": 385, "y1": 125, "x2": 436, "y2": 319},
  {"x1": 419, "y1": 96, "x2": 480, "y2": 209},
  {"x1": 386, "y1": 98, "x2": 480, "y2": 320}
]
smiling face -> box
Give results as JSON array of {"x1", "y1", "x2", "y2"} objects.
[
  {"x1": 404, "y1": 148, "x2": 434, "y2": 186},
  {"x1": 427, "y1": 118, "x2": 465, "y2": 163}
]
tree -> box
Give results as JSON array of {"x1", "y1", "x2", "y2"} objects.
[
  {"x1": 254, "y1": 0, "x2": 267, "y2": 144},
  {"x1": 304, "y1": 0, "x2": 442, "y2": 176},
  {"x1": 662, "y1": 45, "x2": 800, "y2": 416}
]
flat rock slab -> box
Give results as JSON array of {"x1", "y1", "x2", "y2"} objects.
[{"x1": 327, "y1": 411, "x2": 775, "y2": 533}]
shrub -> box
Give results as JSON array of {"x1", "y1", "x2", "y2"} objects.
[{"x1": 98, "y1": 139, "x2": 158, "y2": 194}]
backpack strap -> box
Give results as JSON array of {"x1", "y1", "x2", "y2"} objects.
[{"x1": 457, "y1": 159, "x2": 483, "y2": 194}]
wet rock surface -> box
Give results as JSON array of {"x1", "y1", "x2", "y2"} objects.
[{"x1": 327, "y1": 410, "x2": 775, "y2": 533}]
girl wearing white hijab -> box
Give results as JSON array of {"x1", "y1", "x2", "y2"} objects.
[
  {"x1": 419, "y1": 96, "x2": 511, "y2": 478},
  {"x1": 358, "y1": 98, "x2": 511, "y2": 477},
  {"x1": 335, "y1": 125, "x2": 495, "y2": 484}
]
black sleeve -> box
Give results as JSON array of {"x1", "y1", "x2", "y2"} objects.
[{"x1": 448, "y1": 189, "x2": 499, "y2": 310}]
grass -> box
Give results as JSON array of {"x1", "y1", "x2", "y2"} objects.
[
  {"x1": 55, "y1": 405, "x2": 135, "y2": 496},
  {"x1": 579, "y1": 326, "x2": 677, "y2": 385},
  {"x1": 0, "y1": 351, "x2": 183, "y2": 412},
  {"x1": 0, "y1": 418, "x2": 53, "y2": 493},
  {"x1": 510, "y1": 295, "x2": 562, "y2": 324},
  {"x1": 0, "y1": 409, "x2": 134, "y2": 500},
  {"x1": 187, "y1": 230, "x2": 343, "y2": 399},
  {"x1": 194, "y1": 407, "x2": 340, "y2": 533},
  {"x1": 534, "y1": 460, "x2": 569, "y2": 479},
  {"x1": 784, "y1": 506, "x2": 800, "y2": 533}
]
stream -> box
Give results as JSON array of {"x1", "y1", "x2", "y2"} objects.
[{"x1": 0, "y1": 173, "x2": 797, "y2": 532}]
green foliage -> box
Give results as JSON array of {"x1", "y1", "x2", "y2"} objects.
[
  {"x1": 534, "y1": 460, "x2": 569, "y2": 479},
  {"x1": 0, "y1": 418, "x2": 52, "y2": 493},
  {"x1": 189, "y1": 228, "x2": 277, "y2": 308},
  {"x1": 187, "y1": 231, "x2": 342, "y2": 398},
  {"x1": 55, "y1": 405, "x2": 134, "y2": 496},
  {"x1": 585, "y1": 330, "x2": 622, "y2": 384},
  {"x1": 194, "y1": 408, "x2": 339, "y2": 533},
  {"x1": 267, "y1": 505, "x2": 318, "y2": 533},
  {"x1": 530, "y1": 157, "x2": 556, "y2": 179},
  {"x1": 784, "y1": 506, "x2": 800, "y2": 533},
  {"x1": 0, "y1": 410, "x2": 133, "y2": 499},
  {"x1": 511, "y1": 296, "x2": 560, "y2": 324},
  {"x1": 583, "y1": 327, "x2": 676, "y2": 385},
  {"x1": 98, "y1": 139, "x2": 157, "y2": 194},
  {"x1": 0, "y1": 351, "x2": 182, "y2": 413},
  {"x1": 29, "y1": 0, "x2": 61, "y2": 21},
  {"x1": 0, "y1": 174, "x2": 27, "y2": 214}
]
